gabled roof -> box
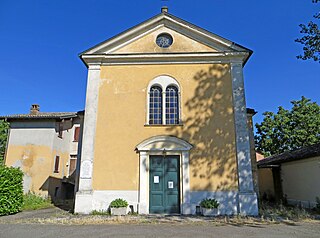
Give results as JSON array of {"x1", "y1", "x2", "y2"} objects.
[
  {"x1": 257, "y1": 143, "x2": 320, "y2": 168},
  {"x1": 80, "y1": 10, "x2": 252, "y2": 66}
]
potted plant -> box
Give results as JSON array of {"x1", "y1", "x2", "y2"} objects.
[
  {"x1": 200, "y1": 198, "x2": 220, "y2": 216},
  {"x1": 110, "y1": 198, "x2": 128, "y2": 216}
]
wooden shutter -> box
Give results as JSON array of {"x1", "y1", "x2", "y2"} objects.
[
  {"x1": 69, "y1": 157, "x2": 77, "y2": 175},
  {"x1": 74, "y1": 127, "x2": 80, "y2": 142},
  {"x1": 54, "y1": 156, "x2": 60, "y2": 173}
]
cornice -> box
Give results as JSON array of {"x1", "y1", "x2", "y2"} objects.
[{"x1": 81, "y1": 52, "x2": 248, "y2": 67}]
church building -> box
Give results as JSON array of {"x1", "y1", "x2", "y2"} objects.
[{"x1": 74, "y1": 7, "x2": 258, "y2": 215}]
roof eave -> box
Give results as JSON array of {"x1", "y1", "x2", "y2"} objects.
[
  {"x1": 257, "y1": 143, "x2": 320, "y2": 167},
  {"x1": 0, "y1": 114, "x2": 79, "y2": 121},
  {"x1": 80, "y1": 51, "x2": 250, "y2": 67}
]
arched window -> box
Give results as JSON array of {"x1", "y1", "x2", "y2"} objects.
[
  {"x1": 147, "y1": 75, "x2": 181, "y2": 125},
  {"x1": 149, "y1": 86, "x2": 162, "y2": 124},
  {"x1": 165, "y1": 86, "x2": 179, "y2": 124}
]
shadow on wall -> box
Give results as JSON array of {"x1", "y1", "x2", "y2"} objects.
[
  {"x1": 166, "y1": 64, "x2": 238, "y2": 191},
  {"x1": 40, "y1": 172, "x2": 76, "y2": 211}
]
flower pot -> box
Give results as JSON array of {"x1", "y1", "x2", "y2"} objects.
[
  {"x1": 110, "y1": 207, "x2": 127, "y2": 216},
  {"x1": 201, "y1": 207, "x2": 219, "y2": 216}
]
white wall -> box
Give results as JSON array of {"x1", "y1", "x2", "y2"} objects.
[{"x1": 8, "y1": 121, "x2": 56, "y2": 147}]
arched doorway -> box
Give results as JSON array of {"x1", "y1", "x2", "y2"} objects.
[{"x1": 135, "y1": 135, "x2": 193, "y2": 214}]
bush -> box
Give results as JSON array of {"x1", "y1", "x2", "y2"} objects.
[
  {"x1": 259, "y1": 201, "x2": 314, "y2": 220},
  {"x1": 0, "y1": 120, "x2": 9, "y2": 166},
  {"x1": 200, "y1": 198, "x2": 220, "y2": 209},
  {"x1": 110, "y1": 198, "x2": 128, "y2": 208},
  {"x1": 22, "y1": 193, "x2": 52, "y2": 211},
  {"x1": 0, "y1": 166, "x2": 23, "y2": 215}
]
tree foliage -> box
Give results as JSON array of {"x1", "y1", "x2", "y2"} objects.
[
  {"x1": 0, "y1": 120, "x2": 9, "y2": 165},
  {"x1": 255, "y1": 96, "x2": 320, "y2": 156},
  {"x1": 295, "y1": 0, "x2": 320, "y2": 62}
]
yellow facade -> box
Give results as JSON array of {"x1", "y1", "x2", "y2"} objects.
[
  {"x1": 113, "y1": 27, "x2": 217, "y2": 54},
  {"x1": 5, "y1": 144, "x2": 69, "y2": 196},
  {"x1": 93, "y1": 63, "x2": 238, "y2": 191},
  {"x1": 74, "y1": 9, "x2": 260, "y2": 215}
]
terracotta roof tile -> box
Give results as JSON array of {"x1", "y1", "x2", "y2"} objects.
[
  {"x1": 257, "y1": 143, "x2": 320, "y2": 168},
  {"x1": 0, "y1": 112, "x2": 78, "y2": 120}
]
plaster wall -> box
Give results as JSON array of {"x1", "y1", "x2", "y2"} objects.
[
  {"x1": 113, "y1": 26, "x2": 216, "y2": 54},
  {"x1": 93, "y1": 63, "x2": 238, "y2": 192},
  {"x1": 69, "y1": 121, "x2": 81, "y2": 155},
  {"x1": 53, "y1": 119, "x2": 73, "y2": 153},
  {"x1": 5, "y1": 120, "x2": 79, "y2": 196},
  {"x1": 281, "y1": 156, "x2": 320, "y2": 207},
  {"x1": 8, "y1": 121, "x2": 56, "y2": 147},
  {"x1": 258, "y1": 168, "x2": 275, "y2": 200}
]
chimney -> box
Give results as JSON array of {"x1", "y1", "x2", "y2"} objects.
[
  {"x1": 30, "y1": 104, "x2": 40, "y2": 114},
  {"x1": 161, "y1": 6, "x2": 168, "y2": 13}
]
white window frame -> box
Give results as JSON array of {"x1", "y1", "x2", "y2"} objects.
[{"x1": 146, "y1": 75, "x2": 181, "y2": 125}]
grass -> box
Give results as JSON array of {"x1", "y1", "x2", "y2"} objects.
[
  {"x1": 90, "y1": 210, "x2": 110, "y2": 216},
  {"x1": 3, "y1": 198, "x2": 317, "y2": 225},
  {"x1": 22, "y1": 193, "x2": 53, "y2": 211},
  {"x1": 259, "y1": 201, "x2": 318, "y2": 221}
]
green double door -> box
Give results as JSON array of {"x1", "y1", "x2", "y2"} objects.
[{"x1": 149, "y1": 155, "x2": 180, "y2": 214}]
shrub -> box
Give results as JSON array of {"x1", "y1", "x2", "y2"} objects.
[
  {"x1": 200, "y1": 198, "x2": 220, "y2": 209},
  {"x1": 259, "y1": 201, "x2": 313, "y2": 220},
  {"x1": 22, "y1": 193, "x2": 52, "y2": 211},
  {"x1": 0, "y1": 166, "x2": 23, "y2": 215},
  {"x1": 0, "y1": 120, "x2": 9, "y2": 166},
  {"x1": 110, "y1": 198, "x2": 128, "y2": 208}
]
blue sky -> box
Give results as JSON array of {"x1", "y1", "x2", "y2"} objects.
[{"x1": 0, "y1": 0, "x2": 319, "y2": 125}]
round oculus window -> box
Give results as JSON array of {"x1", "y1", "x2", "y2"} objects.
[{"x1": 156, "y1": 33, "x2": 173, "y2": 48}]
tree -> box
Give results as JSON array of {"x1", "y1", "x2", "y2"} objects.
[
  {"x1": 295, "y1": 0, "x2": 320, "y2": 63},
  {"x1": 255, "y1": 96, "x2": 320, "y2": 156},
  {"x1": 0, "y1": 120, "x2": 9, "y2": 165}
]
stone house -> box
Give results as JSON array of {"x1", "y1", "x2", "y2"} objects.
[{"x1": 1, "y1": 105, "x2": 83, "y2": 206}]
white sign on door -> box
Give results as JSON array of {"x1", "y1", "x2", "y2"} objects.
[
  {"x1": 168, "y1": 181, "x2": 174, "y2": 189},
  {"x1": 154, "y1": 176, "x2": 159, "y2": 184}
]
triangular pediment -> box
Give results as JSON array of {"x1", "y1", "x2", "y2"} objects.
[
  {"x1": 111, "y1": 26, "x2": 218, "y2": 54},
  {"x1": 81, "y1": 12, "x2": 251, "y2": 56}
]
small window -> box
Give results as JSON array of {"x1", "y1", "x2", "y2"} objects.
[
  {"x1": 149, "y1": 86, "x2": 163, "y2": 125},
  {"x1": 156, "y1": 33, "x2": 173, "y2": 48},
  {"x1": 165, "y1": 86, "x2": 179, "y2": 124},
  {"x1": 74, "y1": 127, "x2": 80, "y2": 142},
  {"x1": 58, "y1": 122, "x2": 63, "y2": 138},
  {"x1": 54, "y1": 187, "x2": 59, "y2": 197},
  {"x1": 69, "y1": 155, "x2": 77, "y2": 175},
  {"x1": 58, "y1": 130, "x2": 63, "y2": 138},
  {"x1": 54, "y1": 156, "x2": 60, "y2": 173}
]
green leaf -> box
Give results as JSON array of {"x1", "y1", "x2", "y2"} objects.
[{"x1": 255, "y1": 96, "x2": 320, "y2": 155}]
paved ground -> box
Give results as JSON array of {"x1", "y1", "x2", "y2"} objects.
[
  {"x1": 1, "y1": 222, "x2": 320, "y2": 238},
  {"x1": 0, "y1": 208, "x2": 320, "y2": 238}
]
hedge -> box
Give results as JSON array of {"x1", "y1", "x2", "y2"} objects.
[{"x1": 0, "y1": 166, "x2": 23, "y2": 215}]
